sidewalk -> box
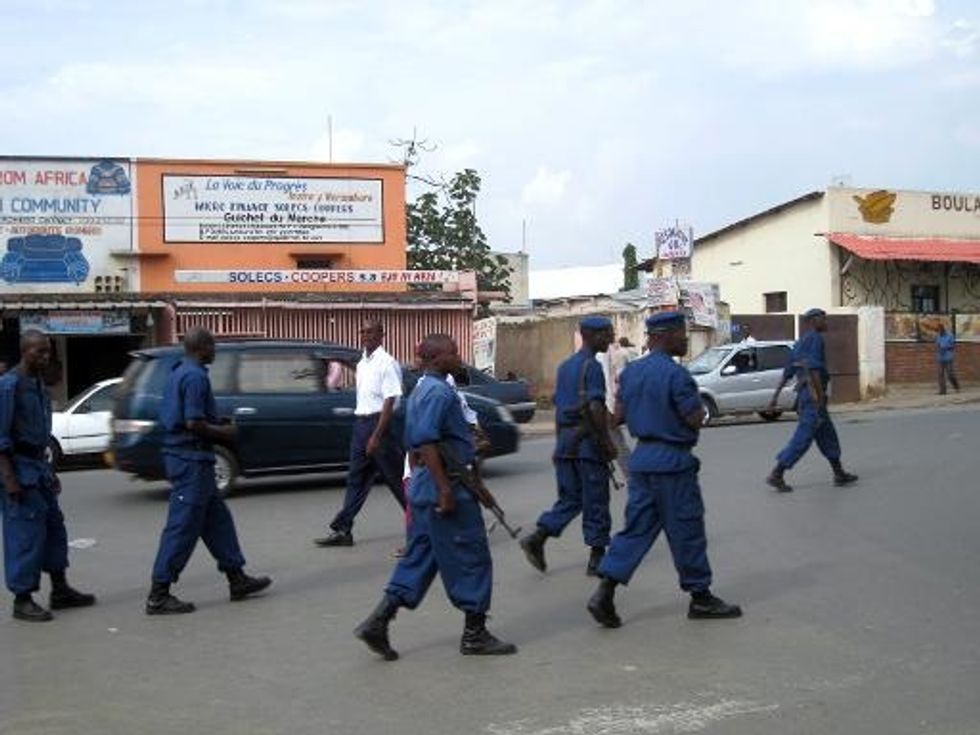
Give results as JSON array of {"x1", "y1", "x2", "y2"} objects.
[{"x1": 519, "y1": 384, "x2": 980, "y2": 437}]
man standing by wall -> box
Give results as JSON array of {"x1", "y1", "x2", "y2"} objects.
[
  {"x1": 315, "y1": 321, "x2": 405, "y2": 547},
  {"x1": 0, "y1": 331, "x2": 95, "y2": 622},
  {"x1": 936, "y1": 324, "x2": 960, "y2": 395}
]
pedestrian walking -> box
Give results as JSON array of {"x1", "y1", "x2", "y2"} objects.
[
  {"x1": 936, "y1": 324, "x2": 960, "y2": 394},
  {"x1": 146, "y1": 327, "x2": 271, "y2": 615},
  {"x1": 520, "y1": 316, "x2": 617, "y2": 577},
  {"x1": 315, "y1": 320, "x2": 406, "y2": 547},
  {"x1": 354, "y1": 334, "x2": 516, "y2": 660},
  {"x1": 765, "y1": 308, "x2": 858, "y2": 493},
  {"x1": 586, "y1": 311, "x2": 742, "y2": 628},
  {"x1": 0, "y1": 330, "x2": 95, "y2": 622}
]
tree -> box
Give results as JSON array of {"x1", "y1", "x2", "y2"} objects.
[
  {"x1": 406, "y1": 168, "x2": 512, "y2": 298},
  {"x1": 622, "y1": 242, "x2": 639, "y2": 291}
]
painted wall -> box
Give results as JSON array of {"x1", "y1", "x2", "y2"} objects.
[
  {"x1": 828, "y1": 186, "x2": 980, "y2": 237},
  {"x1": 134, "y1": 159, "x2": 407, "y2": 293},
  {"x1": 692, "y1": 196, "x2": 833, "y2": 313}
]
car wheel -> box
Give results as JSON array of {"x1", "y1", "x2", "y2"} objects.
[
  {"x1": 47, "y1": 438, "x2": 64, "y2": 468},
  {"x1": 701, "y1": 397, "x2": 719, "y2": 426},
  {"x1": 213, "y1": 447, "x2": 239, "y2": 497},
  {"x1": 758, "y1": 410, "x2": 782, "y2": 422}
]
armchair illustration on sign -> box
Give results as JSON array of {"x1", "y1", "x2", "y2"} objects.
[{"x1": 1, "y1": 234, "x2": 91, "y2": 284}]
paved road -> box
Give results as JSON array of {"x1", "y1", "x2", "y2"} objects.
[{"x1": 1, "y1": 406, "x2": 978, "y2": 735}]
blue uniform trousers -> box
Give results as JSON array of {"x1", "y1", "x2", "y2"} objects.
[
  {"x1": 151, "y1": 455, "x2": 246, "y2": 584},
  {"x1": 330, "y1": 414, "x2": 405, "y2": 533},
  {"x1": 776, "y1": 389, "x2": 841, "y2": 469},
  {"x1": 1, "y1": 481, "x2": 69, "y2": 595},
  {"x1": 386, "y1": 490, "x2": 492, "y2": 614},
  {"x1": 598, "y1": 467, "x2": 712, "y2": 591},
  {"x1": 537, "y1": 458, "x2": 611, "y2": 547}
]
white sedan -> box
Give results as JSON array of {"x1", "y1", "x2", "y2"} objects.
[{"x1": 50, "y1": 378, "x2": 122, "y2": 464}]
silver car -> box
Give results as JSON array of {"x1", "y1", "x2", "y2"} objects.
[{"x1": 687, "y1": 340, "x2": 797, "y2": 424}]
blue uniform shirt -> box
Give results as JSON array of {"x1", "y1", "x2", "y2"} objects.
[
  {"x1": 618, "y1": 351, "x2": 701, "y2": 473},
  {"x1": 937, "y1": 333, "x2": 955, "y2": 363},
  {"x1": 0, "y1": 370, "x2": 54, "y2": 488},
  {"x1": 553, "y1": 348, "x2": 606, "y2": 461},
  {"x1": 784, "y1": 330, "x2": 829, "y2": 391},
  {"x1": 405, "y1": 371, "x2": 475, "y2": 505},
  {"x1": 160, "y1": 358, "x2": 217, "y2": 459}
]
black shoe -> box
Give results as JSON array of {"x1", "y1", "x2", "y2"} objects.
[
  {"x1": 354, "y1": 596, "x2": 400, "y2": 661},
  {"x1": 49, "y1": 585, "x2": 96, "y2": 610},
  {"x1": 146, "y1": 583, "x2": 196, "y2": 615},
  {"x1": 227, "y1": 570, "x2": 272, "y2": 601},
  {"x1": 766, "y1": 472, "x2": 793, "y2": 493},
  {"x1": 460, "y1": 613, "x2": 517, "y2": 656},
  {"x1": 519, "y1": 528, "x2": 548, "y2": 573},
  {"x1": 587, "y1": 578, "x2": 621, "y2": 628},
  {"x1": 833, "y1": 470, "x2": 859, "y2": 486},
  {"x1": 688, "y1": 591, "x2": 742, "y2": 619},
  {"x1": 586, "y1": 546, "x2": 605, "y2": 577},
  {"x1": 13, "y1": 596, "x2": 53, "y2": 622},
  {"x1": 314, "y1": 530, "x2": 354, "y2": 547}
]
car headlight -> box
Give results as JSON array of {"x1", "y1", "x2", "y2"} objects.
[
  {"x1": 495, "y1": 405, "x2": 515, "y2": 424},
  {"x1": 112, "y1": 419, "x2": 156, "y2": 436}
]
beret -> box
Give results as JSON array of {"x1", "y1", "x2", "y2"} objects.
[
  {"x1": 802, "y1": 307, "x2": 827, "y2": 319},
  {"x1": 645, "y1": 310, "x2": 686, "y2": 332},
  {"x1": 579, "y1": 315, "x2": 613, "y2": 330}
]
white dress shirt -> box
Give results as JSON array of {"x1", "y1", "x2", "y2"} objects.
[{"x1": 355, "y1": 345, "x2": 403, "y2": 416}]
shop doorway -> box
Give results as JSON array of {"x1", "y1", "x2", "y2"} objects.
[{"x1": 65, "y1": 335, "x2": 144, "y2": 398}]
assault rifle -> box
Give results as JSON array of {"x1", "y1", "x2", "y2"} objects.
[{"x1": 436, "y1": 442, "x2": 522, "y2": 539}]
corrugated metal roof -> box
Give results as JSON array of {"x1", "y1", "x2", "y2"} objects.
[{"x1": 829, "y1": 233, "x2": 980, "y2": 263}]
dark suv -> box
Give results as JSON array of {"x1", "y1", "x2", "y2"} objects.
[{"x1": 109, "y1": 341, "x2": 520, "y2": 494}]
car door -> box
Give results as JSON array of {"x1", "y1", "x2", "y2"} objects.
[
  {"x1": 714, "y1": 347, "x2": 763, "y2": 412},
  {"x1": 65, "y1": 382, "x2": 118, "y2": 453},
  {"x1": 232, "y1": 349, "x2": 332, "y2": 472},
  {"x1": 754, "y1": 344, "x2": 794, "y2": 410}
]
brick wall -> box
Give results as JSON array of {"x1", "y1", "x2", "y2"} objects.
[{"x1": 886, "y1": 342, "x2": 979, "y2": 384}]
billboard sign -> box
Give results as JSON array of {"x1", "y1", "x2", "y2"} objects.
[{"x1": 655, "y1": 223, "x2": 694, "y2": 260}]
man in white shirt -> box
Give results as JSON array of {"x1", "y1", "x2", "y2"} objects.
[{"x1": 315, "y1": 321, "x2": 406, "y2": 547}]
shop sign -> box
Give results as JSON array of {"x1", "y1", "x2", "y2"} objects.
[
  {"x1": 174, "y1": 269, "x2": 462, "y2": 286},
  {"x1": 163, "y1": 175, "x2": 383, "y2": 243},
  {"x1": 472, "y1": 317, "x2": 497, "y2": 374},
  {"x1": 646, "y1": 277, "x2": 680, "y2": 306},
  {"x1": 655, "y1": 223, "x2": 694, "y2": 260},
  {"x1": 681, "y1": 282, "x2": 718, "y2": 328},
  {"x1": 20, "y1": 311, "x2": 131, "y2": 335}
]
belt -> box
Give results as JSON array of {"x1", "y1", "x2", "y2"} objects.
[
  {"x1": 637, "y1": 438, "x2": 693, "y2": 449},
  {"x1": 13, "y1": 442, "x2": 46, "y2": 460}
]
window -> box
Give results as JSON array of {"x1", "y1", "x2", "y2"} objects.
[
  {"x1": 764, "y1": 292, "x2": 787, "y2": 313},
  {"x1": 238, "y1": 352, "x2": 322, "y2": 393},
  {"x1": 296, "y1": 258, "x2": 336, "y2": 269},
  {"x1": 911, "y1": 285, "x2": 940, "y2": 313},
  {"x1": 730, "y1": 349, "x2": 758, "y2": 373},
  {"x1": 209, "y1": 352, "x2": 236, "y2": 393},
  {"x1": 82, "y1": 384, "x2": 117, "y2": 413},
  {"x1": 757, "y1": 345, "x2": 792, "y2": 371},
  {"x1": 324, "y1": 359, "x2": 356, "y2": 391}
]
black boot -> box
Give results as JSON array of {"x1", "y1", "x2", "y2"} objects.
[
  {"x1": 460, "y1": 612, "x2": 517, "y2": 655},
  {"x1": 587, "y1": 577, "x2": 621, "y2": 628},
  {"x1": 688, "y1": 590, "x2": 742, "y2": 619},
  {"x1": 13, "y1": 593, "x2": 53, "y2": 622},
  {"x1": 48, "y1": 570, "x2": 96, "y2": 610},
  {"x1": 227, "y1": 569, "x2": 273, "y2": 601},
  {"x1": 354, "y1": 596, "x2": 400, "y2": 661},
  {"x1": 586, "y1": 546, "x2": 605, "y2": 577},
  {"x1": 830, "y1": 461, "x2": 858, "y2": 486},
  {"x1": 313, "y1": 530, "x2": 354, "y2": 547},
  {"x1": 146, "y1": 581, "x2": 196, "y2": 615},
  {"x1": 766, "y1": 465, "x2": 793, "y2": 493},
  {"x1": 519, "y1": 527, "x2": 549, "y2": 573}
]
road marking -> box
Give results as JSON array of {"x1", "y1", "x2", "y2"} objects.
[{"x1": 68, "y1": 538, "x2": 97, "y2": 549}]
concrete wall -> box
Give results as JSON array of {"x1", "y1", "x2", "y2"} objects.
[
  {"x1": 693, "y1": 196, "x2": 834, "y2": 314},
  {"x1": 850, "y1": 305, "x2": 887, "y2": 399}
]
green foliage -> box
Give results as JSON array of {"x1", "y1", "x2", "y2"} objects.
[{"x1": 622, "y1": 242, "x2": 639, "y2": 291}]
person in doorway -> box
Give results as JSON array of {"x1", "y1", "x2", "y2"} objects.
[
  {"x1": 936, "y1": 324, "x2": 960, "y2": 395},
  {"x1": 146, "y1": 327, "x2": 271, "y2": 614},
  {"x1": 586, "y1": 312, "x2": 742, "y2": 628},
  {"x1": 353, "y1": 334, "x2": 516, "y2": 660},
  {"x1": 0, "y1": 330, "x2": 95, "y2": 622},
  {"x1": 520, "y1": 316, "x2": 617, "y2": 577},
  {"x1": 740, "y1": 324, "x2": 757, "y2": 344},
  {"x1": 315, "y1": 321, "x2": 405, "y2": 547},
  {"x1": 765, "y1": 308, "x2": 858, "y2": 493}
]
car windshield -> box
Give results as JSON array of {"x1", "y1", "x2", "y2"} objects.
[{"x1": 687, "y1": 347, "x2": 731, "y2": 375}]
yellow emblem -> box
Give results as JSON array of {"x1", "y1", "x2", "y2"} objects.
[{"x1": 852, "y1": 189, "x2": 896, "y2": 224}]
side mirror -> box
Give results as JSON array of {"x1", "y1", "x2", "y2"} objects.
[{"x1": 721, "y1": 365, "x2": 737, "y2": 377}]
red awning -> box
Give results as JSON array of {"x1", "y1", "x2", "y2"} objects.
[{"x1": 828, "y1": 233, "x2": 980, "y2": 264}]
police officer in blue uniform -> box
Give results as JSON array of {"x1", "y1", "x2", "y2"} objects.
[
  {"x1": 766, "y1": 308, "x2": 858, "y2": 493},
  {"x1": 146, "y1": 327, "x2": 271, "y2": 615},
  {"x1": 0, "y1": 330, "x2": 95, "y2": 622},
  {"x1": 354, "y1": 334, "x2": 516, "y2": 660},
  {"x1": 520, "y1": 316, "x2": 617, "y2": 577},
  {"x1": 587, "y1": 312, "x2": 742, "y2": 627}
]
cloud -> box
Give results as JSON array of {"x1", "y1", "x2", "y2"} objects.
[{"x1": 522, "y1": 167, "x2": 572, "y2": 206}]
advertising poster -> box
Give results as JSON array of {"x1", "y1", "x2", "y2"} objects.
[{"x1": 472, "y1": 317, "x2": 497, "y2": 374}]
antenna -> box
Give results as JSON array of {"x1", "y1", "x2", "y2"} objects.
[{"x1": 328, "y1": 115, "x2": 333, "y2": 163}]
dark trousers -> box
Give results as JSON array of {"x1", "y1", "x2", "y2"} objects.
[
  {"x1": 330, "y1": 414, "x2": 405, "y2": 533},
  {"x1": 537, "y1": 458, "x2": 612, "y2": 547},
  {"x1": 938, "y1": 361, "x2": 959, "y2": 394},
  {"x1": 776, "y1": 389, "x2": 841, "y2": 470},
  {"x1": 1, "y1": 482, "x2": 69, "y2": 595},
  {"x1": 152, "y1": 455, "x2": 246, "y2": 584}
]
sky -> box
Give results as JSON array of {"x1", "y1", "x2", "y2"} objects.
[{"x1": 1, "y1": 0, "x2": 978, "y2": 269}]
